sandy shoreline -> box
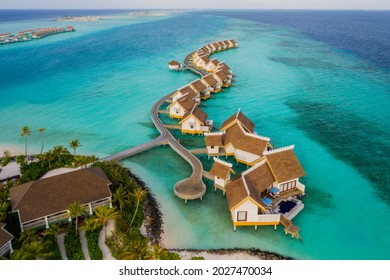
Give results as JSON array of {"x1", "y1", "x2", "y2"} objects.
[{"x1": 0, "y1": 143, "x2": 23, "y2": 157}]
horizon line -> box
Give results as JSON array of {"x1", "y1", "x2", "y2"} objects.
[{"x1": 1, "y1": 8, "x2": 390, "y2": 11}]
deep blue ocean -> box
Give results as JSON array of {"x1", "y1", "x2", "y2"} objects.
[{"x1": 1, "y1": 10, "x2": 389, "y2": 259}]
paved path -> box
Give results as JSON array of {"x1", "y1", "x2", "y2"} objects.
[
  {"x1": 79, "y1": 231, "x2": 91, "y2": 260},
  {"x1": 56, "y1": 233, "x2": 67, "y2": 260}
]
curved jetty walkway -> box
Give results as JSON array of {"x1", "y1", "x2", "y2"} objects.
[{"x1": 102, "y1": 42, "x2": 235, "y2": 202}]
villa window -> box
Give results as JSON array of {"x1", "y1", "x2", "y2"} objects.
[
  {"x1": 211, "y1": 146, "x2": 214, "y2": 149},
  {"x1": 189, "y1": 122, "x2": 195, "y2": 129},
  {"x1": 279, "y1": 180, "x2": 297, "y2": 192},
  {"x1": 175, "y1": 109, "x2": 180, "y2": 114},
  {"x1": 237, "y1": 211, "x2": 247, "y2": 221}
]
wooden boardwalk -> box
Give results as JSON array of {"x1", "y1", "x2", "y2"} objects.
[{"x1": 102, "y1": 42, "x2": 235, "y2": 202}]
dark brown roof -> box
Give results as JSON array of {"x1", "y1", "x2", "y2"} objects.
[
  {"x1": 202, "y1": 74, "x2": 218, "y2": 87},
  {"x1": 211, "y1": 59, "x2": 220, "y2": 66},
  {"x1": 219, "y1": 63, "x2": 230, "y2": 74},
  {"x1": 179, "y1": 85, "x2": 197, "y2": 97},
  {"x1": 230, "y1": 39, "x2": 236, "y2": 44},
  {"x1": 214, "y1": 70, "x2": 228, "y2": 82},
  {"x1": 176, "y1": 92, "x2": 197, "y2": 111},
  {"x1": 217, "y1": 42, "x2": 225, "y2": 47},
  {"x1": 225, "y1": 177, "x2": 248, "y2": 210},
  {"x1": 180, "y1": 105, "x2": 208, "y2": 125},
  {"x1": 223, "y1": 40, "x2": 230, "y2": 46},
  {"x1": 212, "y1": 42, "x2": 219, "y2": 48},
  {"x1": 235, "y1": 134, "x2": 269, "y2": 156},
  {"x1": 223, "y1": 123, "x2": 245, "y2": 147},
  {"x1": 221, "y1": 110, "x2": 255, "y2": 133},
  {"x1": 205, "y1": 134, "x2": 223, "y2": 146},
  {"x1": 209, "y1": 161, "x2": 232, "y2": 179},
  {"x1": 10, "y1": 167, "x2": 112, "y2": 224},
  {"x1": 244, "y1": 161, "x2": 275, "y2": 194},
  {"x1": 191, "y1": 79, "x2": 207, "y2": 93},
  {"x1": 200, "y1": 56, "x2": 210, "y2": 63},
  {"x1": 168, "y1": 60, "x2": 180, "y2": 67},
  {"x1": 265, "y1": 148, "x2": 306, "y2": 183},
  {"x1": 0, "y1": 223, "x2": 13, "y2": 249}
]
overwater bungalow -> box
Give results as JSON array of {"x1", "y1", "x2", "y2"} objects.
[
  {"x1": 230, "y1": 39, "x2": 238, "y2": 48},
  {"x1": 225, "y1": 152, "x2": 305, "y2": 233},
  {"x1": 167, "y1": 92, "x2": 198, "y2": 119},
  {"x1": 0, "y1": 223, "x2": 13, "y2": 257},
  {"x1": 205, "y1": 58, "x2": 220, "y2": 72},
  {"x1": 223, "y1": 40, "x2": 231, "y2": 48},
  {"x1": 212, "y1": 42, "x2": 221, "y2": 51},
  {"x1": 168, "y1": 60, "x2": 181, "y2": 70},
  {"x1": 190, "y1": 79, "x2": 210, "y2": 99},
  {"x1": 9, "y1": 167, "x2": 112, "y2": 231},
  {"x1": 170, "y1": 85, "x2": 199, "y2": 101},
  {"x1": 204, "y1": 132, "x2": 224, "y2": 155},
  {"x1": 209, "y1": 157, "x2": 236, "y2": 194},
  {"x1": 220, "y1": 109, "x2": 255, "y2": 133},
  {"x1": 213, "y1": 69, "x2": 231, "y2": 87},
  {"x1": 218, "y1": 62, "x2": 233, "y2": 78},
  {"x1": 217, "y1": 41, "x2": 226, "y2": 50},
  {"x1": 195, "y1": 55, "x2": 210, "y2": 68},
  {"x1": 202, "y1": 74, "x2": 220, "y2": 93},
  {"x1": 179, "y1": 104, "x2": 211, "y2": 134}
]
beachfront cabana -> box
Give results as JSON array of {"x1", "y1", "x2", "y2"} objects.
[
  {"x1": 179, "y1": 105, "x2": 210, "y2": 135},
  {"x1": 9, "y1": 167, "x2": 112, "y2": 231},
  {"x1": 0, "y1": 223, "x2": 13, "y2": 257},
  {"x1": 209, "y1": 157, "x2": 236, "y2": 194},
  {"x1": 167, "y1": 92, "x2": 197, "y2": 119}
]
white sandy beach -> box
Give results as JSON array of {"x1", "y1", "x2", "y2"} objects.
[{"x1": 0, "y1": 144, "x2": 23, "y2": 157}]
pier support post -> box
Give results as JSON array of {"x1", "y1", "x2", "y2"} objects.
[
  {"x1": 274, "y1": 225, "x2": 277, "y2": 231},
  {"x1": 234, "y1": 225, "x2": 236, "y2": 232},
  {"x1": 185, "y1": 199, "x2": 187, "y2": 204},
  {"x1": 223, "y1": 190, "x2": 226, "y2": 196},
  {"x1": 255, "y1": 225, "x2": 258, "y2": 231},
  {"x1": 200, "y1": 196, "x2": 203, "y2": 201},
  {"x1": 214, "y1": 186, "x2": 217, "y2": 192}
]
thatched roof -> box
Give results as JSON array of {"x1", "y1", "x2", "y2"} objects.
[
  {"x1": 244, "y1": 160, "x2": 275, "y2": 194},
  {"x1": 205, "y1": 134, "x2": 223, "y2": 146},
  {"x1": 265, "y1": 146, "x2": 306, "y2": 183},
  {"x1": 221, "y1": 110, "x2": 255, "y2": 133},
  {"x1": 209, "y1": 160, "x2": 232, "y2": 179},
  {"x1": 180, "y1": 105, "x2": 208, "y2": 125}
]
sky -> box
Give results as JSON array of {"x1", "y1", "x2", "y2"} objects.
[{"x1": 1, "y1": 0, "x2": 390, "y2": 10}]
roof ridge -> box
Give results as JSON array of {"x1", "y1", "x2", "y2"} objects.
[
  {"x1": 12, "y1": 181, "x2": 34, "y2": 211},
  {"x1": 213, "y1": 157, "x2": 233, "y2": 168},
  {"x1": 242, "y1": 174, "x2": 250, "y2": 196},
  {"x1": 263, "y1": 145, "x2": 295, "y2": 155},
  {"x1": 242, "y1": 158, "x2": 267, "y2": 177},
  {"x1": 243, "y1": 131, "x2": 270, "y2": 141},
  {"x1": 236, "y1": 108, "x2": 241, "y2": 118}
]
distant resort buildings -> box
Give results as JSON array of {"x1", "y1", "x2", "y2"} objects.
[{"x1": 0, "y1": 26, "x2": 75, "y2": 45}]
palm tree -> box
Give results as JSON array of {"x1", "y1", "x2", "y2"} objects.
[
  {"x1": 18, "y1": 228, "x2": 38, "y2": 247},
  {"x1": 147, "y1": 244, "x2": 166, "y2": 260},
  {"x1": 129, "y1": 186, "x2": 148, "y2": 228},
  {"x1": 20, "y1": 126, "x2": 31, "y2": 160},
  {"x1": 68, "y1": 139, "x2": 81, "y2": 157},
  {"x1": 43, "y1": 224, "x2": 61, "y2": 238},
  {"x1": 44, "y1": 150, "x2": 55, "y2": 169},
  {"x1": 52, "y1": 145, "x2": 69, "y2": 165},
  {"x1": 0, "y1": 201, "x2": 10, "y2": 222},
  {"x1": 67, "y1": 201, "x2": 86, "y2": 235},
  {"x1": 12, "y1": 241, "x2": 52, "y2": 260},
  {"x1": 121, "y1": 238, "x2": 149, "y2": 260},
  {"x1": 113, "y1": 186, "x2": 128, "y2": 211},
  {"x1": 38, "y1": 128, "x2": 45, "y2": 154},
  {"x1": 83, "y1": 216, "x2": 102, "y2": 232},
  {"x1": 94, "y1": 206, "x2": 119, "y2": 241}
]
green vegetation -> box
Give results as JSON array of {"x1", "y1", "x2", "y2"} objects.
[
  {"x1": 85, "y1": 227, "x2": 103, "y2": 260},
  {"x1": 1, "y1": 150, "x2": 11, "y2": 166},
  {"x1": 20, "y1": 126, "x2": 31, "y2": 161},
  {"x1": 38, "y1": 128, "x2": 45, "y2": 154},
  {"x1": 96, "y1": 161, "x2": 179, "y2": 260},
  {"x1": 64, "y1": 223, "x2": 85, "y2": 260},
  {"x1": 67, "y1": 201, "x2": 87, "y2": 235},
  {"x1": 42, "y1": 225, "x2": 62, "y2": 260},
  {"x1": 69, "y1": 139, "x2": 82, "y2": 157},
  {"x1": 191, "y1": 256, "x2": 205, "y2": 260}
]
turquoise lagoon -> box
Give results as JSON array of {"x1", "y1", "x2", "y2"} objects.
[{"x1": 0, "y1": 11, "x2": 389, "y2": 259}]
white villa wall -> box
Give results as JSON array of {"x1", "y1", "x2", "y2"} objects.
[
  {"x1": 225, "y1": 144, "x2": 235, "y2": 155},
  {"x1": 232, "y1": 199, "x2": 259, "y2": 223},
  {"x1": 215, "y1": 176, "x2": 226, "y2": 188},
  {"x1": 169, "y1": 103, "x2": 184, "y2": 117},
  {"x1": 182, "y1": 116, "x2": 202, "y2": 133},
  {"x1": 207, "y1": 146, "x2": 220, "y2": 154}
]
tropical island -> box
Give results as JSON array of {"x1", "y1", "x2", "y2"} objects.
[{"x1": 0, "y1": 38, "x2": 307, "y2": 260}]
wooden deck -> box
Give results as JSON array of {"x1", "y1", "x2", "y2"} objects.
[
  {"x1": 164, "y1": 124, "x2": 181, "y2": 130},
  {"x1": 189, "y1": 148, "x2": 208, "y2": 154}
]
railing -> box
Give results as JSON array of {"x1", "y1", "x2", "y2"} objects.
[
  {"x1": 200, "y1": 126, "x2": 210, "y2": 132},
  {"x1": 23, "y1": 219, "x2": 46, "y2": 230},
  {"x1": 0, "y1": 243, "x2": 11, "y2": 256},
  {"x1": 91, "y1": 200, "x2": 110, "y2": 209},
  {"x1": 297, "y1": 181, "x2": 306, "y2": 194},
  {"x1": 258, "y1": 214, "x2": 280, "y2": 223},
  {"x1": 47, "y1": 212, "x2": 69, "y2": 224}
]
